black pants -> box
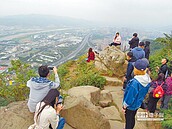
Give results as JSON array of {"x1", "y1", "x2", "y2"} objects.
[
  {"x1": 147, "y1": 93, "x2": 160, "y2": 113},
  {"x1": 109, "y1": 42, "x2": 121, "y2": 46},
  {"x1": 125, "y1": 109, "x2": 137, "y2": 129}
]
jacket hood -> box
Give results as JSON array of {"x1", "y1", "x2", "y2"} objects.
[
  {"x1": 134, "y1": 73, "x2": 151, "y2": 87},
  {"x1": 28, "y1": 77, "x2": 51, "y2": 90},
  {"x1": 134, "y1": 47, "x2": 143, "y2": 51}
]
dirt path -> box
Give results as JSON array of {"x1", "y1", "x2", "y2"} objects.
[{"x1": 104, "y1": 85, "x2": 162, "y2": 129}]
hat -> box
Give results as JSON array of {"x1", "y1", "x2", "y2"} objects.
[
  {"x1": 134, "y1": 59, "x2": 148, "y2": 71},
  {"x1": 139, "y1": 42, "x2": 145, "y2": 46}
]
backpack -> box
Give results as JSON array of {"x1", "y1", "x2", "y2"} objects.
[{"x1": 153, "y1": 81, "x2": 164, "y2": 98}]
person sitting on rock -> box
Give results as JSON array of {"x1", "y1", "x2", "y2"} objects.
[
  {"x1": 122, "y1": 59, "x2": 151, "y2": 129},
  {"x1": 131, "y1": 42, "x2": 145, "y2": 60},
  {"x1": 28, "y1": 89, "x2": 65, "y2": 129},
  {"x1": 87, "y1": 48, "x2": 95, "y2": 62},
  {"x1": 27, "y1": 65, "x2": 60, "y2": 113},
  {"x1": 109, "y1": 32, "x2": 121, "y2": 46}
]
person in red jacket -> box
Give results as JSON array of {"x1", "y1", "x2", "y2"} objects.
[{"x1": 87, "y1": 48, "x2": 95, "y2": 62}]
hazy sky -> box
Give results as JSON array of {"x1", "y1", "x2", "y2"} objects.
[{"x1": 1, "y1": 0, "x2": 172, "y2": 27}]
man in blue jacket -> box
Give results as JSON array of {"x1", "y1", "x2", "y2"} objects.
[
  {"x1": 122, "y1": 59, "x2": 151, "y2": 129},
  {"x1": 131, "y1": 42, "x2": 145, "y2": 60}
]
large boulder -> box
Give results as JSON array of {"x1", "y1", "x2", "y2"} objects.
[
  {"x1": 0, "y1": 101, "x2": 33, "y2": 129},
  {"x1": 99, "y1": 90, "x2": 113, "y2": 107},
  {"x1": 61, "y1": 96, "x2": 111, "y2": 129},
  {"x1": 95, "y1": 46, "x2": 126, "y2": 77},
  {"x1": 100, "y1": 106, "x2": 122, "y2": 121},
  {"x1": 67, "y1": 86, "x2": 100, "y2": 105}
]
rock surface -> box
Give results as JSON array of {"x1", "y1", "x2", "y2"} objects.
[
  {"x1": 95, "y1": 46, "x2": 126, "y2": 77},
  {"x1": 61, "y1": 96, "x2": 111, "y2": 129},
  {"x1": 67, "y1": 86, "x2": 100, "y2": 105},
  {"x1": 100, "y1": 106, "x2": 122, "y2": 121},
  {"x1": 0, "y1": 101, "x2": 33, "y2": 129}
]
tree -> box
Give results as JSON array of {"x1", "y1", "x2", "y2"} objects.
[
  {"x1": 155, "y1": 32, "x2": 172, "y2": 50},
  {"x1": 4, "y1": 60, "x2": 36, "y2": 101}
]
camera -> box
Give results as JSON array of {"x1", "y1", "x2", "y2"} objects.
[{"x1": 48, "y1": 66, "x2": 54, "y2": 70}]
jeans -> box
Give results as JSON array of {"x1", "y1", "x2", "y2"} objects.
[
  {"x1": 57, "y1": 117, "x2": 66, "y2": 129},
  {"x1": 125, "y1": 109, "x2": 137, "y2": 129},
  {"x1": 161, "y1": 94, "x2": 172, "y2": 109}
]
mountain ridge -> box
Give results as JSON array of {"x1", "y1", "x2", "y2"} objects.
[{"x1": 0, "y1": 14, "x2": 96, "y2": 27}]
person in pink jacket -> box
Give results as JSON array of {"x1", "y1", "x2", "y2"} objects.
[{"x1": 161, "y1": 73, "x2": 172, "y2": 109}]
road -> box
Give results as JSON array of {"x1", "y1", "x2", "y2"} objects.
[{"x1": 52, "y1": 33, "x2": 92, "y2": 66}]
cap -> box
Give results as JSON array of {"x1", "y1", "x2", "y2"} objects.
[
  {"x1": 139, "y1": 42, "x2": 145, "y2": 46},
  {"x1": 134, "y1": 59, "x2": 148, "y2": 71}
]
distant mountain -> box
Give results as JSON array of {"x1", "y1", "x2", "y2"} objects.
[{"x1": 0, "y1": 14, "x2": 95, "y2": 27}]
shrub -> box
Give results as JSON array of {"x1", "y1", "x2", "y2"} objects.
[
  {"x1": 149, "y1": 48, "x2": 172, "y2": 79},
  {"x1": 59, "y1": 55, "x2": 106, "y2": 90},
  {"x1": 0, "y1": 60, "x2": 36, "y2": 105},
  {"x1": 162, "y1": 109, "x2": 172, "y2": 129}
]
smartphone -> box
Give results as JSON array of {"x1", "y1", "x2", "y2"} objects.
[{"x1": 56, "y1": 95, "x2": 63, "y2": 106}]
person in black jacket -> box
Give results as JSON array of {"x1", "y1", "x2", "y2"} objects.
[
  {"x1": 144, "y1": 41, "x2": 150, "y2": 60},
  {"x1": 123, "y1": 52, "x2": 137, "y2": 90},
  {"x1": 129, "y1": 33, "x2": 139, "y2": 49},
  {"x1": 157, "y1": 58, "x2": 169, "y2": 77}
]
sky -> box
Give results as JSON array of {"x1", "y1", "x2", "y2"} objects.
[{"x1": 0, "y1": 0, "x2": 172, "y2": 28}]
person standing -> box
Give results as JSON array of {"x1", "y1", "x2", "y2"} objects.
[
  {"x1": 122, "y1": 59, "x2": 151, "y2": 129},
  {"x1": 129, "y1": 33, "x2": 139, "y2": 49},
  {"x1": 144, "y1": 41, "x2": 150, "y2": 60},
  {"x1": 157, "y1": 58, "x2": 169, "y2": 77},
  {"x1": 109, "y1": 32, "x2": 121, "y2": 46},
  {"x1": 123, "y1": 51, "x2": 136, "y2": 90},
  {"x1": 131, "y1": 42, "x2": 145, "y2": 60},
  {"x1": 27, "y1": 65, "x2": 60, "y2": 113},
  {"x1": 147, "y1": 73, "x2": 167, "y2": 113},
  {"x1": 161, "y1": 73, "x2": 172, "y2": 109}
]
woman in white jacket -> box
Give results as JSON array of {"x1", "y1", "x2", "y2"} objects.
[
  {"x1": 29, "y1": 89, "x2": 65, "y2": 129},
  {"x1": 109, "y1": 32, "x2": 122, "y2": 46}
]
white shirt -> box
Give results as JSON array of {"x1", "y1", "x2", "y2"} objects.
[
  {"x1": 28, "y1": 102, "x2": 59, "y2": 129},
  {"x1": 113, "y1": 35, "x2": 121, "y2": 44}
]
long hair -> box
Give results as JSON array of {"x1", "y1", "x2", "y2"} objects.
[
  {"x1": 115, "y1": 32, "x2": 119, "y2": 40},
  {"x1": 36, "y1": 89, "x2": 60, "y2": 122},
  {"x1": 88, "y1": 48, "x2": 93, "y2": 57}
]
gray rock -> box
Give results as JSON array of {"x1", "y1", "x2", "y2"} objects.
[
  {"x1": 100, "y1": 106, "x2": 122, "y2": 121},
  {"x1": 61, "y1": 96, "x2": 111, "y2": 129},
  {"x1": 0, "y1": 101, "x2": 33, "y2": 129},
  {"x1": 67, "y1": 86, "x2": 100, "y2": 105},
  {"x1": 95, "y1": 46, "x2": 126, "y2": 77}
]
